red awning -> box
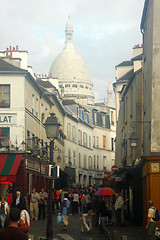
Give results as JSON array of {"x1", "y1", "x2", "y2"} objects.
[{"x1": 0, "y1": 153, "x2": 23, "y2": 182}]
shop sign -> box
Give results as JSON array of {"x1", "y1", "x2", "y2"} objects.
[
  {"x1": 0, "y1": 176, "x2": 16, "y2": 182},
  {"x1": 151, "y1": 163, "x2": 160, "y2": 173},
  {"x1": 0, "y1": 113, "x2": 17, "y2": 125}
]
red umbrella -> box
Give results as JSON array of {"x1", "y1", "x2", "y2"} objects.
[{"x1": 94, "y1": 187, "x2": 116, "y2": 196}]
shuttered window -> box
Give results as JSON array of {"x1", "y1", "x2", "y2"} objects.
[{"x1": 0, "y1": 85, "x2": 10, "y2": 108}]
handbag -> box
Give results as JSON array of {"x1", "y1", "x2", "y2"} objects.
[
  {"x1": 57, "y1": 214, "x2": 63, "y2": 223},
  {"x1": 19, "y1": 211, "x2": 30, "y2": 233}
]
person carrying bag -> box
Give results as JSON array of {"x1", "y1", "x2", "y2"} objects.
[{"x1": 19, "y1": 209, "x2": 30, "y2": 233}]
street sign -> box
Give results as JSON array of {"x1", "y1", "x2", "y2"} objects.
[{"x1": 111, "y1": 165, "x2": 119, "y2": 172}]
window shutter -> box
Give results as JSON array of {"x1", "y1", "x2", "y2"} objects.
[{"x1": 105, "y1": 114, "x2": 110, "y2": 129}]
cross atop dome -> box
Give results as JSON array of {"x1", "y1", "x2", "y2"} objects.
[{"x1": 65, "y1": 16, "x2": 73, "y2": 45}]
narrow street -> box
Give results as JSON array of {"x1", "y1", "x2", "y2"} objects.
[{"x1": 29, "y1": 212, "x2": 145, "y2": 240}]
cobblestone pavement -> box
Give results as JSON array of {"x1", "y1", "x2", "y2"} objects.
[{"x1": 29, "y1": 212, "x2": 145, "y2": 240}]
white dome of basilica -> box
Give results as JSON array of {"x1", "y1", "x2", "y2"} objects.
[
  {"x1": 49, "y1": 19, "x2": 90, "y2": 83},
  {"x1": 49, "y1": 43, "x2": 90, "y2": 82},
  {"x1": 49, "y1": 18, "x2": 95, "y2": 104}
]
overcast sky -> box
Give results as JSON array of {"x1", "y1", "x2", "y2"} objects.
[{"x1": 1, "y1": 0, "x2": 145, "y2": 100}]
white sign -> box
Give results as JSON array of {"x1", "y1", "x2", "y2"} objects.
[{"x1": 0, "y1": 113, "x2": 17, "y2": 125}]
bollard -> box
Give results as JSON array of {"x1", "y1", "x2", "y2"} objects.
[
  {"x1": 121, "y1": 236, "x2": 127, "y2": 240},
  {"x1": 112, "y1": 230, "x2": 119, "y2": 240}
]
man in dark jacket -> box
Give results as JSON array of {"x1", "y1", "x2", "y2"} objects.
[
  {"x1": 11, "y1": 191, "x2": 26, "y2": 211},
  {"x1": 99, "y1": 197, "x2": 110, "y2": 238}
]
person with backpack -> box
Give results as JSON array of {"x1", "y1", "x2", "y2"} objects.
[
  {"x1": 145, "y1": 200, "x2": 157, "y2": 240},
  {"x1": 60, "y1": 193, "x2": 72, "y2": 231}
]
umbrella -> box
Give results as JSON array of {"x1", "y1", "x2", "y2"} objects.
[{"x1": 94, "y1": 187, "x2": 116, "y2": 196}]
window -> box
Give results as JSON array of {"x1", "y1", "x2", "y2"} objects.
[
  {"x1": 90, "y1": 157, "x2": 93, "y2": 169},
  {"x1": 78, "y1": 130, "x2": 81, "y2": 144},
  {"x1": 94, "y1": 111, "x2": 97, "y2": 124},
  {"x1": 80, "y1": 85, "x2": 84, "y2": 88},
  {"x1": 111, "y1": 111, "x2": 114, "y2": 125},
  {"x1": 88, "y1": 156, "x2": 91, "y2": 169},
  {"x1": 89, "y1": 136, "x2": 91, "y2": 148},
  {"x1": 103, "y1": 156, "x2": 106, "y2": 170},
  {"x1": 102, "y1": 114, "x2": 106, "y2": 126},
  {"x1": 68, "y1": 149, "x2": 71, "y2": 165},
  {"x1": 87, "y1": 114, "x2": 89, "y2": 124},
  {"x1": 0, "y1": 85, "x2": 10, "y2": 108},
  {"x1": 94, "y1": 155, "x2": 96, "y2": 169},
  {"x1": 79, "y1": 153, "x2": 81, "y2": 167},
  {"x1": 72, "y1": 126, "x2": 76, "y2": 142},
  {"x1": 111, "y1": 138, "x2": 114, "y2": 151},
  {"x1": 73, "y1": 151, "x2": 76, "y2": 165},
  {"x1": 97, "y1": 156, "x2": 99, "y2": 169},
  {"x1": 72, "y1": 84, "x2": 77, "y2": 88},
  {"x1": 97, "y1": 137, "x2": 99, "y2": 147},
  {"x1": 67, "y1": 123, "x2": 71, "y2": 139},
  {"x1": 65, "y1": 84, "x2": 70, "y2": 87},
  {"x1": 103, "y1": 135, "x2": 106, "y2": 149},
  {"x1": 0, "y1": 127, "x2": 9, "y2": 147},
  {"x1": 83, "y1": 132, "x2": 86, "y2": 146},
  {"x1": 85, "y1": 86, "x2": 88, "y2": 89},
  {"x1": 93, "y1": 136, "x2": 95, "y2": 147},
  {"x1": 84, "y1": 155, "x2": 87, "y2": 168},
  {"x1": 82, "y1": 110, "x2": 84, "y2": 121}
]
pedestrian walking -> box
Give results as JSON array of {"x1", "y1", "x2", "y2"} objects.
[
  {"x1": 0, "y1": 208, "x2": 28, "y2": 240},
  {"x1": 30, "y1": 188, "x2": 40, "y2": 221},
  {"x1": 4, "y1": 189, "x2": 13, "y2": 212},
  {"x1": 81, "y1": 198, "x2": 90, "y2": 233},
  {"x1": 38, "y1": 188, "x2": 48, "y2": 220},
  {"x1": 0, "y1": 197, "x2": 9, "y2": 229},
  {"x1": 82, "y1": 190, "x2": 91, "y2": 211},
  {"x1": 115, "y1": 192, "x2": 128, "y2": 226},
  {"x1": 98, "y1": 197, "x2": 110, "y2": 238},
  {"x1": 60, "y1": 193, "x2": 72, "y2": 231},
  {"x1": 145, "y1": 200, "x2": 157, "y2": 240},
  {"x1": 11, "y1": 191, "x2": 26, "y2": 211},
  {"x1": 19, "y1": 208, "x2": 30, "y2": 233},
  {"x1": 72, "y1": 191, "x2": 79, "y2": 213}
]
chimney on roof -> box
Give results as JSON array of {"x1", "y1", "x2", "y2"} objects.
[
  {"x1": 10, "y1": 51, "x2": 12, "y2": 58},
  {"x1": 6, "y1": 48, "x2": 9, "y2": 57},
  {"x1": 50, "y1": 73, "x2": 52, "y2": 78},
  {"x1": 10, "y1": 46, "x2": 12, "y2": 51},
  {"x1": 16, "y1": 45, "x2": 18, "y2": 51}
]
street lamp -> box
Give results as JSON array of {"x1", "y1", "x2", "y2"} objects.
[
  {"x1": 44, "y1": 113, "x2": 61, "y2": 240},
  {"x1": 129, "y1": 132, "x2": 138, "y2": 149}
]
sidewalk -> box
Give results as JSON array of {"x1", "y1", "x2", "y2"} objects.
[{"x1": 29, "y1": 212, "x2": 145, "y2": 240}]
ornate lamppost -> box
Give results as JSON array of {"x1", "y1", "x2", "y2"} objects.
[{"x1": 44, "y1": 113, "x2": 61, "y2": 240}]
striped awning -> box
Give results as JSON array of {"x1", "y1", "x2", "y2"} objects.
[{"x1": 0, "y1": 153, "x2": 23, "y2": 182}]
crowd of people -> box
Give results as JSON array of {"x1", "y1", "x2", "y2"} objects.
[{"x1": 0, "y1": 186, "x2": 156, "y2": 240}]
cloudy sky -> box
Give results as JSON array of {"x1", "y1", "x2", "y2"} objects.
[{"x1": 1, "y1": 0, "x2": 145, "y2": 100}]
